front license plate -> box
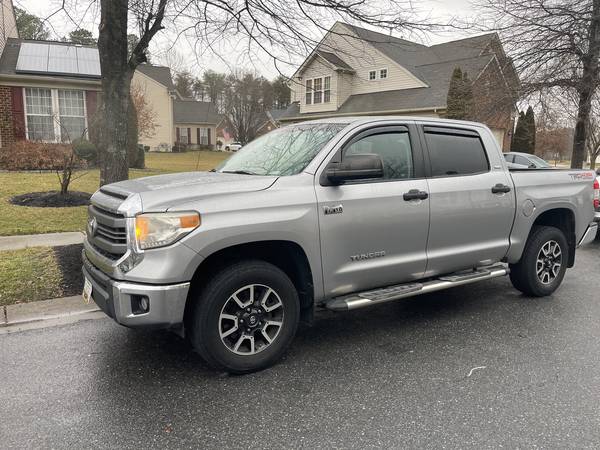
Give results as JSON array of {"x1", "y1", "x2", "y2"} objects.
[{"x1": 82, "y1": 278, "x2": 93, "y2": 304}]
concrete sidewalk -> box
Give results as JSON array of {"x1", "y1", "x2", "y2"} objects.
[
  {"x1": 1, "y1": 296, "x2": 101, "y2": 333},
  {"x1": 0, "y1": 231, "x2": 85, "y2": 251}
]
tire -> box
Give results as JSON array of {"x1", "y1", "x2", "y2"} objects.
[
  {"x1": 225, "y1": 146, "x2": 230, "y2": 151},
  {"x1": 186, "y1": 260, "x2": 300, "y2": 374},
  {"x1": 509, "y1": 225, "x2": 568, "y2": 297}
]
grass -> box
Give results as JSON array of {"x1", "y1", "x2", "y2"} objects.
[
  {"x1": 0, "y1": 247, "x2": 63, "y2": 306},
  {"x1": 0, "y1": 151, "x2": 229, "y2": 236}
]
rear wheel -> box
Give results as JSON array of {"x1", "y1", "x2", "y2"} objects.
[
  {"x1": 187, "y1": 260, "x2": 300, "y2": 374},
  {"x1": 509, "y1": 225, "x2": 568, "y2": 297}
]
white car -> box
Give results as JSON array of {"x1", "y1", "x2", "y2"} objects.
[{"x1": 225, "y1": 142, "x2": 243, "y2": 152}]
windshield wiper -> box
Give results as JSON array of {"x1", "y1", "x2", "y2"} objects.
[{"x1": 220, "y1": 170, "x2": 259, "y2": 175}]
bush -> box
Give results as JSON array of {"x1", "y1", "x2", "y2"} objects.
[
  {"x1": 0, "y1": 141, "x2": 85, "y2": 171},
  {"x1": 130, "y1": 144, "x2": 145, "y2": 169},
  {"x1": 0, "y1": 141, "x2": 87, "y2": 195},
  {"x1": 72, "y1": 139, "x2": 97, "y2": 165},
  {"x1": 172, "y1": 143, "x2": 187, "y2": 153}
]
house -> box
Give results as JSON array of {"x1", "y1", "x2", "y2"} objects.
[
  {"x1": 0, "y1": 0, "x2": 219, "y2": 151},
  {"x1": 255, "y1": 108, "x2": 288, "y2": 137},
  {"x1": 281, "y1": 22, "x2": 520, "y2": 150}
]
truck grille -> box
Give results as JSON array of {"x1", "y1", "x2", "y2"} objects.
[{"x1": 87, "y1": 204, "x2": 128, "y2": 259}]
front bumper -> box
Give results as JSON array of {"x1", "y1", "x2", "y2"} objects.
[
  {"x1": 578, "y1": 222, "x2": 598, "y2": 247},
  {"x1": 82, "y1": 252, "x2": 189, "y2": 329}
]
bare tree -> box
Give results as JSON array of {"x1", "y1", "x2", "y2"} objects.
[
  {"x1": 475, "y1": 0, "x2": 600, "y2": 168},
  {"x1": 96, "y1": 0, "x2": 167, "y2": 185},
  {"x1": 130, "y1": 82, "x2": 158, "y2": 140}
]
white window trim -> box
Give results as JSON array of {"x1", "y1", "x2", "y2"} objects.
[
  {"x1": 368, "y1": 68, "x2": 388, "y2": 81},
  {"x1": 304, "y1": 75, "x2": 332, "y2": 105},
  {"x1": 23, "y1": 88, "x2": 88, "y2": 143}
]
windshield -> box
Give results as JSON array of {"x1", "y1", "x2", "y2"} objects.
[
  {"x1": 216, "y1": 123, "x2": 347, "y2": 176},
  {"x1": 528, "y1": 154, "x2": 552, "y2": 168}
]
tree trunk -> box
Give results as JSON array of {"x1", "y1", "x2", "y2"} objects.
[
  {"x1": 572, "y1": 0, "x2": 600, "y2": 169},
  {"x1": 97, "y1": 0, "x2": 132, "y2": 186}
]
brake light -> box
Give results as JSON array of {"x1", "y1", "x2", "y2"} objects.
[{"x1": 594, "y1": 178, "x2": 599, "y2": 210}]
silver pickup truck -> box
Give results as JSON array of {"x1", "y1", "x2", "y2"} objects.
[{"x1": 82, "y1": 117, "x2": 598, "y2": 373}]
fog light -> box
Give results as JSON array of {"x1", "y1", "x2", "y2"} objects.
[{"x1": 131, "y1": 295, "x2": 150, "y2": 315}]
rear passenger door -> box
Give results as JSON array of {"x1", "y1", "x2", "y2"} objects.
[{"x1": 420, "y1": 125, "x2": 515, "y2": 277}]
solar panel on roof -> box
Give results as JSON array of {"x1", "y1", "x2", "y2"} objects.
[
  {"x1": 48, "y1": 44, "x2": 78, "y2": 74},
  {"x1": 15, "y1": 42, "x2": 101, "y2": 78},
  {"x1": 16, "y1": 43, "x2": 49, "y2": 73},
  {"x1": 76, "y1": 47, "x2": 101, "y2": 76}
]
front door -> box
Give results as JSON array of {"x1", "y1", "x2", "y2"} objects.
[{"x1": 315, "y1": 124, "x2": 430, "y2": 298}]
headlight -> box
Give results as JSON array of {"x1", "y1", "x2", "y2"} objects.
[{"x1": 135, "y1": 212, "x2": 200, "y2": 250}]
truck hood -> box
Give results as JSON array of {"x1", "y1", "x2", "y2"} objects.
[{"x1": 99, "y1": 171, "x2": 278, "y2": 212}]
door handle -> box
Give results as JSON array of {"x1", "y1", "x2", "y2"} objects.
[
  {"x1": 491, "y1": 183, "x2": 511, "y2": 194},
  {"x1": 403, "y1": 189, "x2": 429, "y2": 201}
]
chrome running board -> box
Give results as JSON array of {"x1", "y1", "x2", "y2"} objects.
[{"x1": 325, "y1": 264, "x2": 509, "y2": 311}]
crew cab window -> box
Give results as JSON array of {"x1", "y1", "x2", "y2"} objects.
[
  {"x1": 514, "y1": 155, "x2": 532, "y2": 167},
  {"x1": 424, "y1": 129, "x2": 489, "y2": 176},
  {"x1": 344, "y1": 131, "x2": 413, "y2": 180}
]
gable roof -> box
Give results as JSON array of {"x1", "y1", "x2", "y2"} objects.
[
  {"x1": 135, "y1": 64, "x2": 175, "y2": 90},
  {"x1": 173, "y1": 99, "x2": 221, "y2": 124}
]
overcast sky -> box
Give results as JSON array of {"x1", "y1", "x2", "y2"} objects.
[{"x1": 14, "y1": 0, "x2": 477, "y2": 79}]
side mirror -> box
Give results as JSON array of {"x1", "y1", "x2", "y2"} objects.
[
  {"x1": 529, "y1": 163, "x2": 536, "y2": 169},
  {"x1": 325, "y1": 153, "x2": 384, "y2": 185},
  {"x1": 596, "y1": 168, "x2": 600, "y2": 176}
]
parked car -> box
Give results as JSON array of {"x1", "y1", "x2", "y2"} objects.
[
  {"x1": 504, "y1": 151, "x2": 552, "y2": 168},
  {"x1": 82, "y1": 117, "x2": 599, "y2": 373},
  {"x1": 225, "y1": 142, "x2": 243, "y2": 152}
]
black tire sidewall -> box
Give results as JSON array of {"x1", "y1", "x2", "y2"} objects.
[
  {"x1": 191, "y1": 261, "x2": 300, "y2": 373},
  {"x1": 519, "y1": 226, "x2": 568, "y2": 296}
]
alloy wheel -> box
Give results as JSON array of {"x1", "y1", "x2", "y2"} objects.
[{"x1": 536, "y1": 240, "x2": 562, "y2": 285}]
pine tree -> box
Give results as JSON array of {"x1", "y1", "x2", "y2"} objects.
[
  {"x1": 524, "y1": 106, "x2": 536, "y2": 154},
  {"x1": 462, "y1": 72, "x2": 474, "y2": 120},
  {"x1": 446, "y1": 67, "x2": 464, "y2": 119},
  {"x1": 511, "y1": 111, "x2": 528, "y2": 152}
]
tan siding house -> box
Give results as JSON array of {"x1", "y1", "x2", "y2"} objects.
[{"x1": 281, "y1": 22, "x2": 520, "y2": 150}]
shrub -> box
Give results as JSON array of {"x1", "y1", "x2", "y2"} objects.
[
  {"x1": 72, "y1": 139, "x2": 98, "y2": 165},
  {"x1": 0, "y1": 141, "x2": 86, "y2": 195},
  {"x1": 172, "y1": 143, "x2": 187, "y2": 153}
]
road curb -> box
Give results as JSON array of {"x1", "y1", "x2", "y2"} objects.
[{"x1": 0, "y1": 295, "x2": 100, "y2": 329}]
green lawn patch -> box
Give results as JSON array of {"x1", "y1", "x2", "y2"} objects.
[
  {"x1": 0, "y1": 247, "x2": 63, "y2": 306},
  {"x1": 0, "y1": 151, "x2": 229, "y2": 236}
]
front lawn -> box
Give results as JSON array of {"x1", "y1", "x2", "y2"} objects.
[{"x1": 0, "y1": 151, "x2": 229, "y2": 236}]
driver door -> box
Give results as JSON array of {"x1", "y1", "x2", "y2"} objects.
[{"x1": 315, "y1": 123, "x2": 430, "y2": 298}]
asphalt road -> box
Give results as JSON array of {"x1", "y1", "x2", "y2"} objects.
[{"x1": 1, "y1": 240, "x2": 600, "y2": 449}]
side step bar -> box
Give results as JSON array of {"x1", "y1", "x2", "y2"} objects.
[{"x1": 325, "y1": 264, "x2": 509, "y2": 311}]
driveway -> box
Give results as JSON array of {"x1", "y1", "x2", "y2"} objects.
[{"x1": 1, "y1": 240, "x2": 599, "y2": 449}]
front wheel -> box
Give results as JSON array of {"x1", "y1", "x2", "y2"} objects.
[
  {"x1": 509, "y1": 225, "x2": 568, "y2": 297},
  {"x1": 186, "y1": 260, "x2": 300, "y2": 374}
]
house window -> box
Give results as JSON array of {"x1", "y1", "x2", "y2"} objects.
[
  {"x1": 380, "y1": 68, "x2": 388, "y2": 79},
  {"x1": 369, "y1": 70, "x2": 377, "y2": 80},
  {"x1": 324, "y1": 76, "x2": 331, "y2": 103},
  {"x1": 58, "y1": 90, "x2": 86, "y2": 142},
  {"x1": 24, "y1": 88, "x2": 87, "y2": 143},
  {"x1": 313, "y1": 78, "x2": 322, "y2": 104},
  {"x1": 25, "y1": 88, "x2": 55, "y2": 141},
  {"x1": 199, "y1": 128, "x2": 208, "y2": 145},
  {"x1": 179, "y1": 127, "x2": 189, "y2": 144},
  {"x1": 305, "y1": 79, "x2": 312, "y2": 105}
]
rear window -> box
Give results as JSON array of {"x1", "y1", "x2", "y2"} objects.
[{"x1": 424, "y1": 129, "x2": 489, "y2": 177}]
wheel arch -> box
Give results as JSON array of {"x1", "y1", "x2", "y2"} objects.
[
  {"x1": 184, "y1": 240, "x2": 315, "y2": 324},
  {"x1": 510, "y1": 207, "x2": 576, "y2": 267}
]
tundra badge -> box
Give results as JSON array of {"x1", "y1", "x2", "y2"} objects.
[{"x1": 324, "y1": 204, "x2": 343, "y2": 215}]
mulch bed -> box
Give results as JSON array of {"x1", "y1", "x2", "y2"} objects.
[
  {"x1": 53, "y1": 244, "x2": 84, "y2": 297},
  {"x1": 10, "y1": 191, "x2": 91, "y2": 207}
]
